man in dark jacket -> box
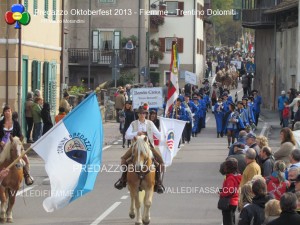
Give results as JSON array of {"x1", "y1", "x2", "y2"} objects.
[
  {"x1": 259, "y1": 146, "x2": 274, "y2": 177},
  {"x1": 267, "y1": 192, "x2": 300, "y2": 224},
  {"x1": 238, "y1": 179, "x2": 271, "y2": 225}
]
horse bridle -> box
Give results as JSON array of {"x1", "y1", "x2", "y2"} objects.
[{"x1": 131, "y1": 141, "x2": 154, "y2": 191}]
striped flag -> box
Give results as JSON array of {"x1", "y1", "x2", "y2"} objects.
[{"x1": 165, "y1": 39, "x2": 179, "y2": 116}]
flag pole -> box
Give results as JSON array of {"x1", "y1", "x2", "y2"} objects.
[{"x1": 6, "y1": 147, "x2": 32, "y2": 170}]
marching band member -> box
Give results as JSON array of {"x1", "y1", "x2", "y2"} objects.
[
  {"x1": 214, "y1": 97, "x2": 224, "y2": 138},
  {"x1": 223, "y1": 103, "x2": 239, "y2": 148},
  {"x1": 182, "y1": 94, "x2": 193, "y2": 143}
]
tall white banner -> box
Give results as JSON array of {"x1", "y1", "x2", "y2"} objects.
[{"x1": 159, "y1": 117, "x2": 186, "y2": 166}]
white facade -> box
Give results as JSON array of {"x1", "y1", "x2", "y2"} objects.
[{"x1": 150, "y1": 0, "x2": 205, "y2": 87}]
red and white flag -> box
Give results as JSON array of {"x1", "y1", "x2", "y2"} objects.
[{"x1": 165, "y1": 39, "x2": 179, "y2": 116}]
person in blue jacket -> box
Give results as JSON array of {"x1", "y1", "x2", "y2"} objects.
[
  {"x1": 214, "y1": 97, "x2": 224, "y2": 138},
  {"x1": 251, "y1": 90, "x2": 262, "y2": 126},
  {"x1": 278, "y1": 90, "x2": 289, "y2": 126}
]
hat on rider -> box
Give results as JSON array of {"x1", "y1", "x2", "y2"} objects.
[{"x1": 138, "y1": 106, "x2": 148, "y2": 114}]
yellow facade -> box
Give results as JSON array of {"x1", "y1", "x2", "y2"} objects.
[{"x1": 0, "y1": 0, "x2": 62, "y2": 135}]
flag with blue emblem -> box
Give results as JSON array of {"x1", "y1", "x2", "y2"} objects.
[
  {"x1": 159, "y1": 117, "x2": 186, "y2": 166},
  {"x1": 31, "y1": 93, "x2": 103, "y2": 212}
]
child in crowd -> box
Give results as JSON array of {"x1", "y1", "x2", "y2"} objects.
[
  {"x1": 282, "y1": 101, "x2": 290, "y2": 128},
  {"x1": 55, "y1": 107, "x2": 66, "y2": 124}
]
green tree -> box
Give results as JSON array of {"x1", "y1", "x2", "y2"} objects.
[{"x1": 209, "y1": 0, "x2": 243, "y2": 46}]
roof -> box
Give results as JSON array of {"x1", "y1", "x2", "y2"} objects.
[{"x1": 264, "y1": 0, "x2": 298, "y2": 14}]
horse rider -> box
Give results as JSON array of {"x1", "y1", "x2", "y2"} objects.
[
  {"x1": 114, "y1": 106, "x2": 165, "y2": 194},
  {"x1": 0, "y1": 105, "x2": 34, "y2": 186}
]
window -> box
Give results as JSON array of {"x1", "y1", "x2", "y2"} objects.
[
  {"x1": 99, "y1": 0, "x2": 115, "y2": 3},
  {"x1": 165, "y1": 37, "x2": 174, "y2": 51},
  {"x1": 161, "y1": 37, "x2": 184, "y2": 53},
  {"x1": 33, "y1": 0, "x2": 38, "y2": 15},
  {"x1": 165, "y1": 1, "x2": 184, "y2": 16},
  {"x1": 52, "y1": 0, "x2": 57, "y2": 21},
  {"x1": 166, "y1": 1, "x2": 178, "y2": 15},
  {"x1": 99, "y1": 31, "x2": 114, "y2": 50},
  {"x1": 44, "y1": 0, "x2": 49, "y2": 18},
  {"x1": 24, "y1": 0, "x2": 28, "y2": 11}
]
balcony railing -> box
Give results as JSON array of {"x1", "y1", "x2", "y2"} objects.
[
  {"x1": 242, "y1": 8, "x2": 275, "y2": 28},
  {"x1": 68, "y1": 48, "x2": 137, "y2": 67}
]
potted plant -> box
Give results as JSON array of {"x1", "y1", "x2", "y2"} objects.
[{"x1": 150, "y1": 15, "x2": 165, "y2": 32}]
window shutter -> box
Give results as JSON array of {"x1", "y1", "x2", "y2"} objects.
[
  {"x1": 32, "y1": 61, "x2": 38, "y2": 90},
  {"x1": 177, "y1": 38, "x2": 183, "y2": 53},
  {"x1": 197, "y1": 39, "x2": 199, "y2": 54},
  {"x1": 177, "y1": 2, "x2": 184, "y2": 17},
  {"x1": 159, "y1": 38, "x2": 165, "y2": 52},
  {"x1": 33, "y1": 0, "x2": 38, "y2": 15},
  {"x1": 53, "y1": 0, "x2": 57, "y2": 21},
  {"x1": 43, "y1": 62, "x2": 49, "y2": 102},
  {"x1": 37, "y1": 61, "x2": 41, "y2": 89},
  {"x1": 44, "y1": 0, "x2": 49, "y2": 18},
  {"x1": 24, "y1": 0, "x2": 28, "y2": 11}
]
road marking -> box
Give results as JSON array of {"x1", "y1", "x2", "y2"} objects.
[
  {"x1": 120, "y1": 195, "x2": 128, "y2": 200},
  {"x1": 103, "y1": 145, "x2": 112, "y2": 151},
  {"x1": 90, "y1": 201, "x2": 122, "y2": 225},
  {"x1": 206, "y1": 117, "x2": 210, "y2": 123},
  {"x1": 237, "y1": 88, "x2": 243, "y2": 94},
  {"x1": 260, "y1": 122, "x2": 269, "y2": 136},
  {"x1": 113, "y1": 142, "x2": 119, "y2": 145},
  {"x1": 16, "y1": 185, "x2": 38, "y2": 196}
]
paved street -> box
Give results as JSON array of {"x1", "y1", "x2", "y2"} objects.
[{"x1": 10, "y1": 84, "x2": 281, "y2": 225}]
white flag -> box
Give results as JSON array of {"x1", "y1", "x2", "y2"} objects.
[{"x1": 159, "y1": 117, "x2": 186, "y2": 166}]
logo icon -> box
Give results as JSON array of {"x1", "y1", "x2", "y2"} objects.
[
  {"x1": 64, "y1": 138, "x2": 87, "y2": 164},
  {"x1": 5, "y1": 4, "x2": 31, "y2": 29},
  {"x1": 166, "y1": 130, "x2": 175, "y2": 152}
]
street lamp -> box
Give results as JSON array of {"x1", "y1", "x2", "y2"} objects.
[{"x1": 109, "y1": 53, "x2": 124, "y2": 88}]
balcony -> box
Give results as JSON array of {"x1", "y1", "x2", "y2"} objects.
[
  {"x1": 68, "y1": 48, "x2": 137, "y2": 67},
  {"x1": 242, "y1": 8, "x2": 275, "y2": 28}
]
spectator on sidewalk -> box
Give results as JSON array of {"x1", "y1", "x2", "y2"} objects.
[
  {"x1": 293, "y1": 101, "x2": 300, "y2": 130},
  {"x1": 238, "y1": 181, "x2": 254, "y2": 212},
  {"x1": 219, "y1": 158, "x2": 242, "y2": 225},
  {"x1": 59, "y1": 92, "x2": 72, "y2": 114},
  {"x1": 55, "y1": 107, "x2": 66, "y2": 124},
  {"x1": 41, "y1": 102, "x2": 53, "y2": 135},
  {"x1": 289, "y1": 92, "x2": 300, "y2": 121},
  {"x1": 240, "y1": 148, "x2": 261, "y2": 187},
  {"x1": 25, "y1": 92, "x2": 34, "y2": 143},
  {"x1": 293, "y1": 122, "x2": 300, "y2": 147},
  {"x1": 266, "y1": 192, "x2": 300, "y2": 225},
  {"x1": 282, "y1": 101, "x2": 290, "y2": 128},
  {"x1": 252, "y1": 90, "x2": 262, "y2": 127},
  {"x1": 287, "y1": 167, "x2": 300, "y2": 193},
  {"x1": 256, "y1": 135, "x2": 269, "y2": 150},
  {"x1": 259, "y1": 146, "x2": 274, "y2": 177},
  {"x1": 278, "y1": 91, "x2": 289, "y2": 126},
  {"x1": 266, "y1": 160, "x2": 289, "y2": 200},
  {"x1": 274, "y1": 128, "x2": 296, "y2": 167},
  {"x1": 32, "y1": 97, "x2": 43, "y2": 142},
  {"x1": 115, "y1": 89, "x2": 125, "y2": 122},
  {"x1": 246, "y1": 133, "x2": 260, "y2": 163},
  {"x1": 263, "y1": 199, "x2": 281, "y2": 225},
  {"x1": 238, "y1": 178, "x2": 271, "y2": 225}
]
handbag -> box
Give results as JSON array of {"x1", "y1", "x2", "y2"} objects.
[{"x1": 217, "y1": 196, "x2": 231, "y2": 210}]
